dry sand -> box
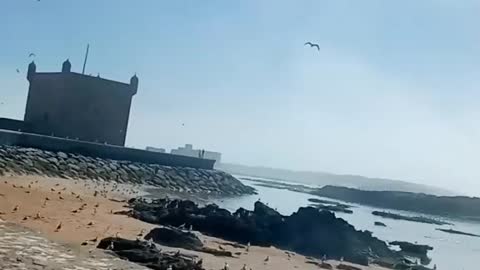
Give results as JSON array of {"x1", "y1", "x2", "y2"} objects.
[{"x1": 0, "y1": 175, "x2": 389, "y2": 270}]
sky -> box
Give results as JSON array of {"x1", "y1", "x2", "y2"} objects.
[{"x1": 1, "y1": 0, "x2": 480, "y2": 195}]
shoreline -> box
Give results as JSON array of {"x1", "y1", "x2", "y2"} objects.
[{"x1": 0, "y1": 175, "x2": 390, "y2": 270}]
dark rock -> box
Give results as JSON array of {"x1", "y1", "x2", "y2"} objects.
[
  {"x1": 126, "y1": 198, "x2": 403, "y2": 265},
  {"x1": 372, "y1": 211, "x2": 449, "y2": 225},
  {"x1": 436, "y1": 228, "x2": 480, "y2": 237},
  {"x1": 311, "y1": 203, "x2": 353, "y2": 214},
  {"x1": 198, "y1": 247, "x2": 233, "y2": 257},
  {"x1": 305, "y1": 261, "x2": 333, "y2": 269},
  {"x1": 97, "y1": 237, "x2": 204, "y2": 270},
  {"x1": 374, "y1": 221, "x2": 387, "y2": 227},
  {"x1": 337, "y1": 264, "x2": 362, "y2": 270},
  {"x1": 389, "y1": 241, "x2": 433, "y2": 256},
  {"x1": 145, "y1": 227, "x2": 203, "y2": 250},
  {"x1": 314, "y1": 185, "x2": 480, "y2": 221}
]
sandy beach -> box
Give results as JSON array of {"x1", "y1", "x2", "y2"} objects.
[{"x1": 0, "y1": 175, "x2": 389, "y2": 270}]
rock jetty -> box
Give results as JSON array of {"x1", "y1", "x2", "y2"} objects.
[
  {"x1": 124, "y1": 197, "x2": 403, "y2": 266},
  {"x1": 372, "y1": 211, "x2": 450, "y2": 225},
  {"x1": 436, "y1": 228, "x2": 480, "y2": 238},
  {"x1": 0, "y1": 145, "x2": 255, "y2": 196}
]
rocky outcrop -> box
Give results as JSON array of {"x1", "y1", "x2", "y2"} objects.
[
  {"x1": 372, "y1": 211, "x2": 449, "y2": 225},
  {"x1": 311, "y1": 203, "x2": 353, "y2": 214},
  {"x1": 97, "y1": 237, "x2": 204, "y2": 270},
  {"x1": 436, "y1": 228, "x2": 480, "y2": 237},
  {"x1": 0, "y1": 145, "x2": 255, "y2": 196},
  {"x1": 389, "y1": 241, "x2": 433, "y2": 256},
  {"x1": 336, "y1": 264, "x2": 362, "y2": 270},
  {"x1": 374, "y1": 221, "x2": 387, "y2": 227},
  {"x1": 145, "y1": 227, "x2": 203, "y2": 250},
  {"x1": 314, "y1": 185, "x2": 480, "y2": 221},
  {"x1": 125, "y1": 198, "x2": 403, "y2": 265}
]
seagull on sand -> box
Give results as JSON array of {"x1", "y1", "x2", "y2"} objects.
[
  {"x1": 223, "y1": 262, "x2": 229, "y2": 270},
  {"x1": 137, "y1": 229, "x2": 146, "y2": 237},
  {"x1": 304, "y1": 42, "x2": 320, "y2": 51},
  {"x1": 264, "y1": 256, "x2": 270, "y2": 263},
  {"x1": 88, "y1": 236, "x2": 98, "y2": 243},
  {"x1": 55, "y1": 222, "x2": 62, "y2": 232},
  {"x1": 241, "y1": 264, "x2": 247, "y2": 270}
]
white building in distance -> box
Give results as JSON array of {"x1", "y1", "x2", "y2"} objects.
[
  {"x1": 171, "y1": 144, "x2": 221, "y2": 163},
  {"x1": 145, "y1": 146, "x2": 166, "y2": 153}
]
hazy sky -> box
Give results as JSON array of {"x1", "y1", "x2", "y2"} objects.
[{"x1": 1, "y1": 0, "x2": 480, "y2": 195}]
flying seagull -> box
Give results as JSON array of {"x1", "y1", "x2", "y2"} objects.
[
  {"x1": 16, "y1": 69, "x2": 20, "y2": 73},
  {"x1": 28, "y1": 53, "x2": 36, "y2": 58},
  {"x1": 304, "y1": 42, "x2": 320, "y2": 51}
]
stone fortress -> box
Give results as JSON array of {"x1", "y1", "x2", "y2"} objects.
[{"x1": 3, "y1": 60, "x2": 137, "y2": 146}]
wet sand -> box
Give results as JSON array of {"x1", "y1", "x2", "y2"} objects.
[{"x1": 0, "y1": 175, "x2": 389, "y2": 270}]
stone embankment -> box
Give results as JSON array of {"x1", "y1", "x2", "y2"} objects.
[{"x1": 0, "y1": 145, "x2": 255, "y2": 196}]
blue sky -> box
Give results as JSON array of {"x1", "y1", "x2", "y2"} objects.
[{"x1": 1, "y1": 0, "x2": 480, "y2": 195}]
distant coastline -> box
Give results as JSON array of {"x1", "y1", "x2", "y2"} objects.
[
  {"x1": 239, "y1": 176, "x2": 480, "y2": 222},
  {"x1": 217, "y1": 162, "x2": 455, "y2": 196}
]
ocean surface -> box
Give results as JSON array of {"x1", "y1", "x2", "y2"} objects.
[{"x1": 210, "y1": 176, "x2": 479, "y2": 270}]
